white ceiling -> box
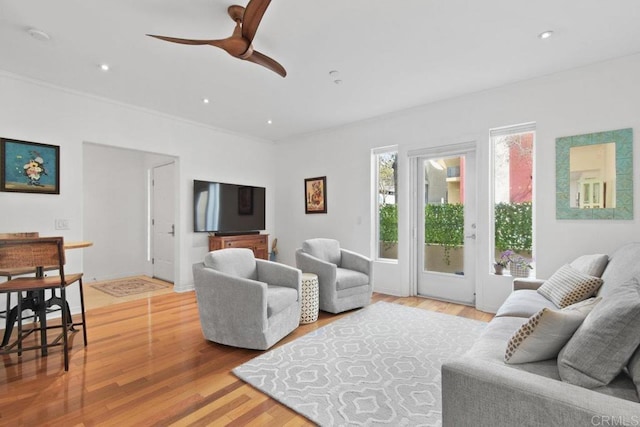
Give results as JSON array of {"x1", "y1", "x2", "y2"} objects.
[{"x1": 2, "y1": 0, "x2": 640, "y2": 142}]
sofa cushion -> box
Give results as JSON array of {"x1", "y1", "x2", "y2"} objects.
[
  {"x1": 558, "y1": 278, "x2": 640, "y2": 388},
  {"x1": 468, "y1": 316, "x2": 529, "y2": 361},
  {"x1": 627, "y1": 345, "x2": 640, "y2": 398},
  {"x1": 266, "y1": 285, "x2": 298, "y2": 317},
  {"x1": 593, "y1": 372, "x2": 640, "y2": 403},
  {"x1": 599, "y1": 242, "x2": 640, "y2": 298},
  {"x1": 204, "y1": 248, "x2": 258, "y2": 280},
  {"x1": 465, "y1": 317, "x2": 563, "y2": 378},
  {"x1": 302, "y1": 238, "x2": 341, "y2": 265},
  {"x1": 495, "y1": 289, "x2": 558, "y2": 318},
  {"x1": 504, "y1": 298, "x2": 600, "y2": 364},
  {"x1": 537, "y1": 264, "x2": 603, "y2": 308},
  {"x1": 335, "y1": 268, "x2": 369, "y2": 290},
  {"x1": 569, "y1": 254, "x2": 609, "y2": 277}
]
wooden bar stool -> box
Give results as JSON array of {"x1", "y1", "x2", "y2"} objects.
[
  {"x1": 0, "y1": 232, "x2": 58, "y2": 344},
  {"x1": 0, "y1": 236, "x2": 87, "y2": 371}
]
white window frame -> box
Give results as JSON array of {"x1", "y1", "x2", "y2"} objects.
[{"x1": 490, "y1": 122, "x2": 536, "y2": 273}]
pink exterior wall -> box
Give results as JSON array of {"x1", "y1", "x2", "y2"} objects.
[{"x1": 509, "y1": 134, "x2": 533, "y2": 203}]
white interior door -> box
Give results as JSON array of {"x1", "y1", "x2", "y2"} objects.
[
  {"x1": 152, "y1": 162, "x2": 175, "y2": 283},
  {"x1": 416, "y1": 149, "x2": 476, "y2": 305}
]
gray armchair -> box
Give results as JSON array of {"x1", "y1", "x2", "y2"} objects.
[
  {"x1": 295, "y1": 238, "x2": 372, "y2": 314},
  {"x1": 192, "y1": 248, "x2": 301, "y2": 350}
]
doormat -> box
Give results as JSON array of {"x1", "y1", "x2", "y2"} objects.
[{"x1": 91, "y1": 277, "x2": 171, "y2": 297}]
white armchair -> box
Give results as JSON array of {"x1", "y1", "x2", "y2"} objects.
[
  {"x1": 295, "y1": 238, "x2": 372, "y2": 314},
  {"x1": 192, "y1": 248, "x2": 301, "y2": 350}
]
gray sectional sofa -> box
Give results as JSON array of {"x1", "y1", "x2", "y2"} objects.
[{"x1": 442, "y1": 242, "x2": 640, "y2": 426}]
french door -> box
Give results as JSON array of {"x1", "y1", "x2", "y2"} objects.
[{"x1": 414, "y1": 146, "x2": 476, "y2": 305}]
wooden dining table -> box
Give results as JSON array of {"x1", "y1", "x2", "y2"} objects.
[{"x1": 63, "y1": 241, "x2": 93, "y2": 250}]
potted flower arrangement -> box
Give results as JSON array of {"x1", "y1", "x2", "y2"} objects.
[
  {"x1": 493, "y1": 250, "x2": 512, "y2": 275},
  {"x1": 509, "y1": 253, "x2": 533, "y2": 278},
  {"x1": 493, "y1": 249, "x2": 533, "y2": 277},
  {"x1": 494, "y1": 249, "x2": 533, "y2": 277}
]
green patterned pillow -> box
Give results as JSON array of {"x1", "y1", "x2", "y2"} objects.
[{"x1": 537, "y1": 264, "x2": 603, "y2": 308}]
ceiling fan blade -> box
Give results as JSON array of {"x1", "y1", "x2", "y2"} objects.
[
  {"x1": 245, "y1": 50, "x2": 286, "y2": 77},
  {"x1": 148, "y1": 34, "x2": 248, "y2": 56},
  {"x1": 241, "y1": 0, "x2": 271, "y2": 43},
  {"x1": 147, "y1": 34, "x2": 220, "y2": 46}
]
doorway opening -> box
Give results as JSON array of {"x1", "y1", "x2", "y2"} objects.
[{"x1": 82, "y1": 142, "x2": 179, "y2": 293}]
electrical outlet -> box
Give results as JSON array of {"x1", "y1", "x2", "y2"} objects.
[{"x1": 55, "y1": 219, "x2": 70, "y2": 230}]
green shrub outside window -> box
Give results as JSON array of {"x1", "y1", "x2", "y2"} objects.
[
  {"x1": 378, "y1": 201, "x2": 532, "y2": 261},
  {"x1": 379, "y1": 204, "x2": 398, "y2": 244},
  {"x1": 494, "y1": 202, "x2": 532, "y2": 252}
]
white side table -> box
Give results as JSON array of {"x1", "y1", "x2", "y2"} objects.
[{"x1": 300, "y1": 273, "x2": 319, "y2": 324}]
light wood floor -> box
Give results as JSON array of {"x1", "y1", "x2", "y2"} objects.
[{"x1": 0, "y1": 291, "x2": 493, "y2": 426}]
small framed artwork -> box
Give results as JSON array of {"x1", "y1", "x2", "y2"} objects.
[
  {"x1": 0, "y1": 138, "x2": 60, "y2": 194},
  {"x1": 304, "y1": 176, "x2": 327, "y2": 214},
  {"x1": 238, "y1": 186, "x2": 254, "y2": 215}
]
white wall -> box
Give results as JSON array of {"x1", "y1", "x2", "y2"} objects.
[
  {"x1": 0, "y1": 71, "x2": 276, "y2": 312},
  {"x1": 275, "y1": 53, "x2": 640, "y2": 313}
]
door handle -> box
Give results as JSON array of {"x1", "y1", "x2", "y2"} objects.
[
  {"x1": 465, "y1": 233, "x2": 476, "y2": 240},
  {"x1": 168, "y1": 224, "x2": 175, "y2": 236}
]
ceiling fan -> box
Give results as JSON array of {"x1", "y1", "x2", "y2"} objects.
[{"x1": 147, "y1": 0, "x2": 286, "y2": 77}]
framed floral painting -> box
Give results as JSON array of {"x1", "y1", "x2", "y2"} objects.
[
  {"x1": 304, "y1": 176, "x2": 327, "y2": 214},
  {"x1": 0, "y1": 138, "x2": 60, "y2": 194}
]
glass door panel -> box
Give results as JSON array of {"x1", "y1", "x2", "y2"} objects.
[{"x1": 417, "y1": 151, "x2": 476, "y2": 304}]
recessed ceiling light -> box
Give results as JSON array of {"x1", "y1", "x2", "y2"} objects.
[
  {"x1": 267, "y1": 120, "x2": 273, "y2": 125},
  {"x1": 202, "y1": 98, "x2": 210, "y2": 104},
  {"x1": 538, "y1": 30, "x2": 554, "y2": 40},
  {"x1": 100, "y1": 64, "x2": 110, "y2": 72},
  {"x1": 27, "y1": 28, "x2": 51, "y2": 41}
]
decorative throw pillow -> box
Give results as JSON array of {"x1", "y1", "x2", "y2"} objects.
[
  {"x1": 537, "y1": 264, "x2": 603, "y2": 308},
  {"x1": 504, "y1": 297, "x2": 600, "y2": 364},
  {"x1": 558, "y1": 278, "x2": 640, "y2": 388},
  {"x1": 569, "y1": 254, "x2": 609, "y2": 278}
]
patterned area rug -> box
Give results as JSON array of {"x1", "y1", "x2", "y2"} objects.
[
  {"x1": 233, "y1": 301, "x2": 487, "y2": 426},
  {"x1": 91, "y1": 277, "x2": 171, "y2": 297}
]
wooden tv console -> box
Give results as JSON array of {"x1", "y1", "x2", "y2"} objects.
[{"x1": 208, "y1": 234, "x2": 269, "y2": 260}]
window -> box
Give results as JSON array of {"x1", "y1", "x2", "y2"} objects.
[
  {"x1": 373, "y1": 147, "x2": 398, "y2": 260},
  {"x1": 491, "y1": 124, "x2": 535, "y2": 271}
]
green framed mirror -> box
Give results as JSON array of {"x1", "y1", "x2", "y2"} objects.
[{"x1": 556, "y1": 128, "x2": 633, "y2": 220}]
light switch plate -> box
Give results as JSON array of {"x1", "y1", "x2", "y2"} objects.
[{"x1": 55, "y1": 219, "x2": 70, "y2": 230}]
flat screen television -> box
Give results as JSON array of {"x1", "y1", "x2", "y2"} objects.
[{"x1": 193, "y1": 180, "x2": 266, "y2": 234}]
